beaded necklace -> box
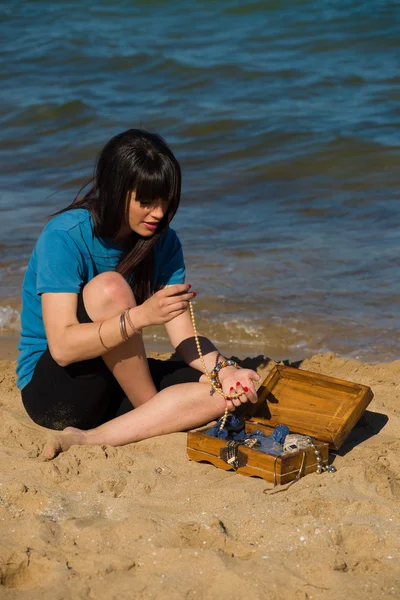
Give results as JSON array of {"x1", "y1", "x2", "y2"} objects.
[{"x1": 189, "y1": 300, "x2": 243, "y2": 429}]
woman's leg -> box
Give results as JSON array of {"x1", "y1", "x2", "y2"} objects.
[
  {"x1": 43, "y1": 271, "x2": 229, "y2": 457},
  {"x1": 44, "y1": 380, "x2": 228, "y2": 458},
  {"x1": 82, "y1": 271, "x2": 158, "y2": 407}
]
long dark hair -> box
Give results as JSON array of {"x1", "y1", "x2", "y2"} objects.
[{"x1": 59, "y1": 129, "x2": 181, "y2": 304}]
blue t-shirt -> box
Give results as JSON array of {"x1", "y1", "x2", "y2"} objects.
[{"x1": 17, "y1": 208, "x2": 185, "y2": 390}]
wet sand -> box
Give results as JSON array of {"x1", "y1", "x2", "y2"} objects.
[
  {"x1": 0, "y1": 346, "x2": 399, "y2": 599},
  {"x1": 0, "y1": 333, "x2": 19, "y2": 361}
]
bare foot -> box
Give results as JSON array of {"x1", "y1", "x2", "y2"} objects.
[{"x1": 43, "y1": 427, "x2": 88, "y2": 460}]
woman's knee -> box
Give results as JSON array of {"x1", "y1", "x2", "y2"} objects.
[{"x1": 83, "y1": 272, "x2": 137, "y2": 320}]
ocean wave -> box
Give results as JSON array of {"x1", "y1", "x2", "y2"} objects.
[
  {"x1": 0, "y1": 306, "x2": 20, "y2": 332},
  {"x1": 4, "y1": 100, "x2": 95, "y2": 128}
]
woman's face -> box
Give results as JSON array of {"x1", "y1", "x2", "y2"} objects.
[{"x1": 126, "y1": 190, "x2": 168, "y2": 237}]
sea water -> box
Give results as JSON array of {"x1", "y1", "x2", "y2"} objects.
[{"x1": 1, "y1": 0, "x2": 399, "y2": 361}]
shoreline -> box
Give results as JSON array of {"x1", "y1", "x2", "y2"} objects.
[
  {"x1": 3, "y1": 330, "x2": 398, "y2": 367},
  {"x1": 0, "y1": 332, "x2": 19, "y2": 361}
]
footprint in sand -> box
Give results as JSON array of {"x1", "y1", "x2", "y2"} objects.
[{"x1": 0, "y1": 549, "x2": 51, "y2": 590}]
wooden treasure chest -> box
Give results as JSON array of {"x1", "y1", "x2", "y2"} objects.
[{"x1": 187, "y1": 365, "x2": 373, "y2": 485}]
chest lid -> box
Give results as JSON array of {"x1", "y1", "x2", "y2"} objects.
[{"x1": 246, "y1": 365, "x2": 373, "y2": 450}]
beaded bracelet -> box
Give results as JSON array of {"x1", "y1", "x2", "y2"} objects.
[{"x1": 210, "y1": 359, "x2": 240, "y2": 391}]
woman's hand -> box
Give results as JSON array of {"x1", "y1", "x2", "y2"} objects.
[
  {"x1": 138, "y1": 284, "x2": 195, "y2": 327},
  {"x1": 219, "y1": 366, "x2": 261, "y2": 409}
]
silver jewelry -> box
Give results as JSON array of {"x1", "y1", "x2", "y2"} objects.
[
  {"x1": 119, "y1": 313, "x2": 129, "y2": 342},
  {"x1": 306, "y1": 437, "x2": 337, "y2": 474}
]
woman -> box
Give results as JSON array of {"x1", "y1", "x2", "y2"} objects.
[{"x1": 17, "y1": 128, "x2": 260, "y2": 458}]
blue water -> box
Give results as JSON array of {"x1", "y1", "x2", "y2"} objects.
[{"x1": 1, "y1": 0, "x2": 399, "y2": 361}]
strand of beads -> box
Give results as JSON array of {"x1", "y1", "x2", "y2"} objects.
[
  {"x1": 188, "y1": 300, "x2": 243, "y2": 430},
  {"x1": 306, "y1": 437, "x2": 337, "y2": 474}
]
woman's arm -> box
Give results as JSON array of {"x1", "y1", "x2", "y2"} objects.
[
  {"x1": 43, "y1": 283, "x2": 193, "y2": 367},
  {"x1": 42, "y1": 292, "x2": 133, "y2": 366},
  {"x1": 165, "y1": 309, "x2": 260, "y2": 405}
]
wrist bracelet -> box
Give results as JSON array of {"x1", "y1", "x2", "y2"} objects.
[
  {"x1": 98, "y1": 321, "x2": 110, "y2": 350},
  {"x1": 210, "y1": 359, "x2": 240, "y2": 389},
  {"x1": 120, "y1": 313, "x2": 129, "y2": 342},
  {"x1": 125, "y1": 308, "x2": 142, "y2": 335},
  {"x1": 214, "y1": 352, "x2": 222, "y2": 368}
]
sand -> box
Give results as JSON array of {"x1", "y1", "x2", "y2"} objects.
[{"x1": 0, "y1": 351, "x2": 399, "y2": 600}]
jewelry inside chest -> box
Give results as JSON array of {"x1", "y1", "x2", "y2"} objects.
[
  {"x1": 188, "y1": 421, "x2": 329, "y2": 485},
  {"x1": 187, "y1": 365, "x2": 373, "y2": 485}
]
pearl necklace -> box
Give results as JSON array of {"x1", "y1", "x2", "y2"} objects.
[{"x1": 189, "y1": 300, "x2": 242, "y2": 429}]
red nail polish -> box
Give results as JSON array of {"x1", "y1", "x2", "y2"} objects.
[
  {"x1": 192, "y1": 291, "x2": 197, "y2": 297},
  {"x1": 188, "y1": 284, "x2": 192, "y2": 289},
  {"x1": 236, "y1": 382, "x2": 240, "y2": 387},
  {"x1": 243, "y1": 386, "x2": 249, "y2": 392},
  {"x1": 230, "y1": 387, "x2": 234, "y2": 391}
]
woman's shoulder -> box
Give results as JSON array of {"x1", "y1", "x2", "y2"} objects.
[
  {"x1": 157, "y1": 227, "x2": 181, "y2": 247},
  {"x1": 153, "y1": 227, "x2": 185, "y2": 283},
  {"x1": 44, "y1": 208, "x2": 92, "y2": 235},
  {"x1": 154, "y1": 227, "x2": 184, "y2": 264}
]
